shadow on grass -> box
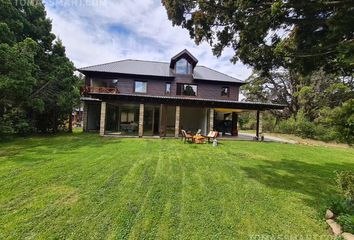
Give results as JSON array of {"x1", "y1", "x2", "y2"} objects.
[
  {"x1": 0, "y1": 132, "x2": 123, "y2": 163},
  {"x1": 240, "y1": 159, "x2": 354, "y2": 210}
]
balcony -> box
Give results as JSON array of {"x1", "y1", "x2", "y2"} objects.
[{"x1": 83, "y1": 86, "x2": 119, "y2": 95}]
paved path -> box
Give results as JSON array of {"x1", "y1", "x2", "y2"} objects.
[{"x1": 220, "y1": 133, "x2": 297, "y2": 144}]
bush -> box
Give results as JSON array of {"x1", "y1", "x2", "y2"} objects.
[
  {"x1": 275, "y1": 118, "x2": 297, "y2": 134},
  {"x1": 274, "y1": 115, "x2": 339, "y2": 142},
  {"x1": 295, "y1": 118, "x2": 317, "y2": 138},
  {"x1": 336, "y1": 171, "x2": 354, "y2": 201},
  {"x1": 337, "y1": 214, "x2": 354, "y2": 233},
  {"x1": 314, "y1": 125, "x2": 337, "y2": 142},
  {"x1": 329, "y1": 99, "x2": 354, "y2": 145},
  {"x1": 329, "y1": 197, "x2": 354, "y2": 215},
  {"x1": 328, "y1": 171, "x2": 354, "y2": 234}
]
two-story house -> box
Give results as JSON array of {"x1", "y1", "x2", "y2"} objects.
[{"x1": 79, "y1": 49, "x2": 284, "y2": 138}]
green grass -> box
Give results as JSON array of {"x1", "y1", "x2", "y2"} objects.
[{"x1": 0, "y1": 133, "x2": 353, "y2": 239}]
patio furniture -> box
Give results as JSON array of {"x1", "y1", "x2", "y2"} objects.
[
  {"x1": 204, "y1": 131, "x2": 219, "y2": 143},
  {"x1": 181, "y1": 129, "x2": 194, "y2": 143},
  {"x1": 193, "y1": 135, "x2": 205, "y2": 144}
]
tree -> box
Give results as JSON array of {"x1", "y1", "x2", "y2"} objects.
[
  {"x1": 242, "y1": 70, "x2": 300, "y2": 119},
  {"x1": 329, "y1": 99, "x2": 354, "y2": 145},
  {"x1": 162, "y1": 0, "x2": 354, "y2": 76},
  {"x1": 0, "y1": 0, "x2": 80, "y2": 135}
]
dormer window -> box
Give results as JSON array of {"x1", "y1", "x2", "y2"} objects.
[
  {"x1": 170, "y1": 49, "x2": 198, "y2": 75},
  {"x1": 175, "y1": 58, "x2": 193, "y2": 74}
]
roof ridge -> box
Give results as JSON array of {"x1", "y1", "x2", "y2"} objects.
[
  {"x1": 124, "y1": 59, "x2": 170, "y2": 64},
  {"x1": 196, "y1": 65, "x2": 244, "y2": 82}
]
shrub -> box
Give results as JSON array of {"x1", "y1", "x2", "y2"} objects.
[
  {"x1": 329, "y1": 99, "x2": 354, "y2": 145},
  {"x1": 295, "y1": 118, "x2": 317, "y2": 138},
  {"x1": 275, "y1": 118, "x2": 297, "y2": 134},
  {"x1": 336, "y1": 214, "x2": 354, "y2": 233},
  {"x1": 314, "y1": 125, "x2": 337, "y2": 142},
  {"x1": 329, "y1": 197, "x2": 353, "y2": 215},
  {"x1": 336, "y1": 171, "x2": 354, "y2": 201}
]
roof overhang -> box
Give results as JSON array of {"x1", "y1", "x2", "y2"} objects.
[{"x1": 83, "y1": 93, "x2": 286, "y2": 111}]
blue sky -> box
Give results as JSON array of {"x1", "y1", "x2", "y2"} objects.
[{"x1": 44, "y1": 0, "x2": 252, "y2": 80}]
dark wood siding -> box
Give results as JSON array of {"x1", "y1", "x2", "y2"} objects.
[{"x1": 88, "y1": 74, "x2": 241, "y2": 101}]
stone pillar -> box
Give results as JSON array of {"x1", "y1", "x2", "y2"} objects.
[
  {"x1": 256, "y1": 110, "x2": 263, "y2": 140},
  {"x1": 259, "y1": 111, "x2": 263, "y2": 137},
  {"x1": 175, "y1": 106, "x2": 180, "y2": 138},
  {"x1": 99, "y1": 102, "x2": 106, "y2": 136},
  {"x1": 209, "y1": 108, "x2": 214, "y2": 131},
  {"x1": 83, "y1": 102, "x2": 88, "y2": 132},
  {"x1": 138, "y1": 104, "x2": 144, "y2": 137}
]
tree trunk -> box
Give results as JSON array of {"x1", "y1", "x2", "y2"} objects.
[{"x1": 68, "y1": 112, "x2": 73, "y2": 133}]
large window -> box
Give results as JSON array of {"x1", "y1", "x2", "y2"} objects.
[
  {"x1": 176, "y1": 83, "x2": 198, "y2": 96},
  {"x1": 221, "y1": 86, "x2": 230, "y2": 97},
  {"x1": 134, "y1": 81, "x2": 147, "y2": 93},
  {"x1": 175, "y1": 58, "x2": 193, "y2": 74},
  {"x1": 165, "y1": 82, "x2": 171, "y2": 95}
]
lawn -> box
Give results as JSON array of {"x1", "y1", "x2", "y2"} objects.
[{"x1": 0, "y1": 133, "x2": 353, "y2": 239}]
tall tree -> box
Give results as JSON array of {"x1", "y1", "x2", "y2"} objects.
[
  {"x1": 242, "y1": 70, "x2": 300, "y2": 119},
  {"x1": 162, "y1": 0, "x2": 354, "y2": 75},
  {"x1": 0, "y1": 0, "x2": 80, "y2": 135}
]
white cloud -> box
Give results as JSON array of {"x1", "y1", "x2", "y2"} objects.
[{"x1": 45, "y1": 0, "x2": 252, "y2": 80}]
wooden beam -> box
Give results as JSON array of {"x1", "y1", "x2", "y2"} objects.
[{"x1": 232, "y1": 112, "x2": 238, "y2": 136}]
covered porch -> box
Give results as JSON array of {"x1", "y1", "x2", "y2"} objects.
[{"x1": 82, "y1": 94, "x2": 285, "y2": 140}]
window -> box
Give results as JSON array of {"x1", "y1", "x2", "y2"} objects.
[
  {"x1": 175, "y1": 58, "x2": 192, "y2": 74},
  {"x1": 221, "y1": 86, "x2": 230, "y2": 97},
  {"x1": 165, "y1": 82, "x2": 171, "y2": 95},
  {"x1": 134, "y1": 81, "x2": 147, "y2": 93},
  {"x1": 176, "y1": 83, "x2": 198, "y2": 96}
]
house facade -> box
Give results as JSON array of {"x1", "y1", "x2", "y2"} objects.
[{"x1": 79, "y1": 50, "x2": 284, "y2": 138}]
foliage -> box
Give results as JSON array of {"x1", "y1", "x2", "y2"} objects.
[
  {"x1": 336, "y1": 214, "x2": 354, "y2": 234},
  {"x1": 0, "y1": 0, "x2": 80, "y2": 135},
  {"x1": 0, "y1": 134, "x2": 353, "y2": 238},
  {"x1": 163, "y1": 0, "x2": 354, "y2": 144},
  {"x1": 329, "y1": 99, "x2": 354, "y2": 145},
  {"x1": 329, "y1": 197, "x2": 354, "y2": 216},
  {"x1": 162, "y1": 0, "x2": 354, "y2": 76},
  {"x1": 336, "y1": 171, "x2": 354, "y2": 201},
  {"x1": 242, "y1": 69, "x2": 353, "y2": 144},
  {"x1": 328, "y1": 171, "x2": 354, "y2": 234}
]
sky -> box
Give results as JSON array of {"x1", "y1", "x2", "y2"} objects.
[{"x1": 44, "y1": 0, "x2": 253, "y2": 81}]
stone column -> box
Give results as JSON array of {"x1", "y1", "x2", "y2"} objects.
[
  {"x1": 138, "y1": 104, "x2": 144, "y2": 137},
  {"x1": 259, "y1": 111, "x2": 263, "y2": 138},
  {"x1": 209, "y1": 108, "x2": 214, "y2": 131},
  {"x1": 175, "y1": 106, "x2": 180, "y2": 138},
  {"x1": 83, "y1": 102, "x2": 88, "y2": 132},
  {"x1": 256, "y1": 110, "x2": 263, "y2": 140},
  {"x1": 99, "y1": 102, "x2": 106, "y2": 136}
]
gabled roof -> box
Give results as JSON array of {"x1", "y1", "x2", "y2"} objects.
[
  {"x1": 78, "y1": 59, "x2": 244, "y2": 84},
  {"x1": 170, "y1": 49, "x2": 198, "y2": 68}
]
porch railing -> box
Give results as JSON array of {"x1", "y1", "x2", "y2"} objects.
[{"x1": 83, "y1": 86, "x2": 119, "y2": 94}]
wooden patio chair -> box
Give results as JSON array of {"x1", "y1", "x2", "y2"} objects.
[
  {"x1": 181, "y1": 129, "x2": 194, "y2": 143},
  {"x1": 204, "y1": 131, "x2": 219, "y2": 143}
]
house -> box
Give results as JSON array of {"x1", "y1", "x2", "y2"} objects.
[{"x1": 78, "y1": 49, "x2": 284, "y2": 138}]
